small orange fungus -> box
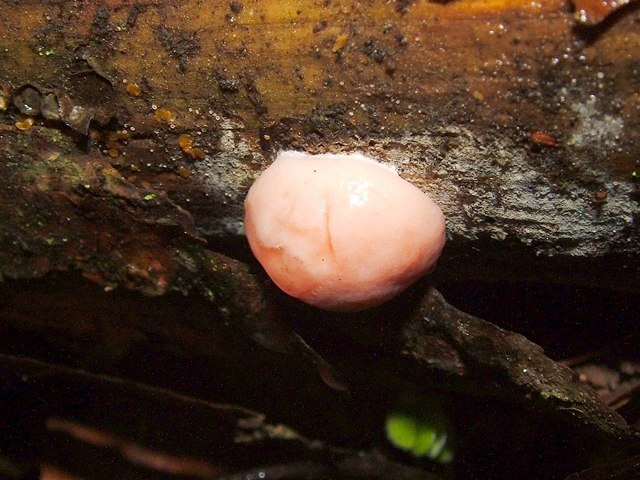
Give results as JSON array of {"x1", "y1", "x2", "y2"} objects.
[
  {"x1": 178, "y1": 134, "x2": 194, "y2": 150},
  {"x1": 126, "y1": 83, "x2": 142, "y2": 97},
  {"x1": 102, "y1": 130, "x2": 130, "y2": 158},
  {"x1": 178, "y1": 134, "x2": 205, "y2": 159},
  {"x1": 15, "y1": 117, "x2": 34, "y2": 131},
  {"x1": 89, "y1": 130, "x2": 103, "y2": 141},
  {"x1": 187, "y1": 147, "x2": 205, "y2": 160},
  {"x1": 155, "y1": 108, "x2": 174, "y2": 123},
  {"x1": 102, "y1": 167, "x2": 121, "y2": 177}
]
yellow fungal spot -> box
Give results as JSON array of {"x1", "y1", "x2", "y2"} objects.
[
  {"x1": 155, "y1": 108, "x2": 174, "y2": 123},
  {"x1": 187, "y1": 147, "x2": 205, "y2": 160},
  {"x1": 126, "y1": 83, "x2": 142, "y2": 97},
  {"x1": 178, "y1": 134, "x2": 205, "y2": 159},
  {"x1": 332, "y1": 34, "x2": 348, "y2": 53},
  {"x1": 178, "y1": 134, "x2": 194, "y2": 150},
  {"x1": 101, "y1": 130, "x2": 131, "y2": 159},
  {"x1": 15, "y1": 117, "x2": 34, "y2": 131}
]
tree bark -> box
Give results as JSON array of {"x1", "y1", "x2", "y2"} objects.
[{"x1": 1, "y1": 0, "x2": 638, "y2": 294}]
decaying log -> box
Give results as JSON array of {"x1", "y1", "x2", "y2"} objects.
[{"x1": 0, "y1": 0, "x2": 639, "y2": 294}]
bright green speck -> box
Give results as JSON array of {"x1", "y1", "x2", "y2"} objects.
[
  {"x1": 438, "y1": 446, "x2": 455, "y2": 464},
  {"x1": 385, "y1": 393, "x2": 455, "y2": 464},
  {"x1": 413, "y1": 421, "x2": 440, "y2": 456},
  {"x1": 386, "y1": 413, "x2": 419, "y2": 451},
  {"x1": 144, "y1": 193, "x2": 156, "y2": 201}
]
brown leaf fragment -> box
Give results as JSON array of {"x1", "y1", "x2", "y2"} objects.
[
  {"x1": 13, "y1": 84, "x2": 42, "y2": 116},
  {"x1": 292, "y1": 332, "x2": 349, "y2": 391}
]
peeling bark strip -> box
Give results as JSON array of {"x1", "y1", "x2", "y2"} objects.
[{"x1": 401, "y1": 288, "x2": 631, "y2": 439}]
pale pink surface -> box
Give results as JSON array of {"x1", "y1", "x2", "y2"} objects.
[{"x1": 244, "y1": 151, "x2": 446, "y2": 311}]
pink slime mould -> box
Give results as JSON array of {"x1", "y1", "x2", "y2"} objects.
[{"x1": 244, "y1": 151, "x2": 446, "y2": 312}]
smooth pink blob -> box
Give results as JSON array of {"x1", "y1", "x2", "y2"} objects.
[{"x1": 244, "y1": 151, "x2": 446, "y2": 311}]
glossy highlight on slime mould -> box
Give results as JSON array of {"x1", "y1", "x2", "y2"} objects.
[{"x1": 244, "y1": 151, "x2": 446, "y2": 312}]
